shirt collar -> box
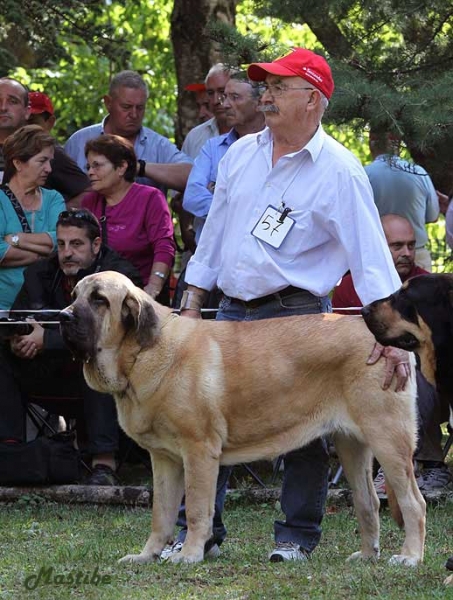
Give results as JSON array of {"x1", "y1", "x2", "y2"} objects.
[
  {"x1": 208, "y1": 117, "x2": 219, "y2": 135},
  {"x1": 257, "y1": 124, "x2": 325, "y2": 162},
  {"x1": 100, "y1": 116, "x2": 147, "y2": 143},
  {"x1": 218, "y1": 128, "x2": 239, "y2": 147}
]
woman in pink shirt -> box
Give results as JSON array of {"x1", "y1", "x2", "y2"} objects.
[{"x1": 82, "y1": 134, "x2": 175, "y2": 301}]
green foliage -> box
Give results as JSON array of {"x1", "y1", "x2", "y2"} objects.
[
  {"x1": 235, "y1": 0, "x2": 317, "y2": 64},
  {"x1": 0, "y1": 1, "x2": 107, "y2": 71},
  {"x1": 2, "y1": 1, "x2": 177, "y2": 143}
]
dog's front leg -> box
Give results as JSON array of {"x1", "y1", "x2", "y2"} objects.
[
  {"x1": 119, "y1": 451, "x2": 184, "y2": 565},
  {"x1": 169, "y1": 444, "x2": 220, "y2": 564}
]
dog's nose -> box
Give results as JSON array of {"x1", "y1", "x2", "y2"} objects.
[
  {"x1": 361, "y1": 306, "x2": 370, "y2": 318},
  {"x1": 59, "y1": 309, "x2": 75, "y2": 323}
]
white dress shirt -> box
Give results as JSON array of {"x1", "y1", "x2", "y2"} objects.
[
  {"x1": 186, "y1": 125, "x2": 401, "y2": 305},
  {"x1": 182, "y1": 117, "x2": 220, "y2": 159}
]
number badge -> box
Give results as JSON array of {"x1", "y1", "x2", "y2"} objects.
[{"x1": 251, "y1": 205, "x2": 295, "y2": 249}]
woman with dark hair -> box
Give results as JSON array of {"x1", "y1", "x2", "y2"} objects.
[
  {"x1": 0, "y1": 125, "x2": 65, "y2": 308},
  {"x1": 82, "y1": 134, "x2": 175, "y2": 301}
]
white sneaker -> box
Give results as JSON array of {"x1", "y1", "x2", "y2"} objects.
[
  {"x1": 160, "y1": 541, "x2": 183, "y2": 560},
  {"x1": 269, "y1": 542, "x2": 308, "y2": 562},
  {"x1": 160, "y1": 540, "x2": 221, "y2": 561}
]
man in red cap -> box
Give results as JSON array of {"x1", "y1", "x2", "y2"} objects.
[
  {"x1": 179, "y1": 47, "x2": 410, "y2": 563},
  {"x1": 0, "y1": 78, "x2": 89, "y2": 205},
  {"x1": 184, "y1": 83, "x2": 213, "y2": 124},
  {"x1": 27, "y1": 91, "x2": 56, "y2": 132}
]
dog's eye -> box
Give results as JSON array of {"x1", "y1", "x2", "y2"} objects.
[{"x1": 91, "y1": 293, "x2": 109, "y2": 308}]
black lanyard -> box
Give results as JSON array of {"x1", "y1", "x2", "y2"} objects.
[
  {"x1": 100, "y1": 198, "x2": 108, "y2": 245},
  {"x1": 0, "y1": 184, "x2": 32, "y2": 233}
]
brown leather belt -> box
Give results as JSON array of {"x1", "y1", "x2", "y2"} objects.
[{"x1": 227, "y1": 286, "x2": 312, "y2": 309}]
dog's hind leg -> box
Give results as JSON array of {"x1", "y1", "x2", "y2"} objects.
[
  {"x1": 373, "y1": 439, "x2": 426, "y2": 566},
  {"x1": 119, "y1": 451, "x2": 184, "y2": 564},
  {"x1": 333, "y1": 434, "x2": 381, "y2": 562},
  {"x1": 170, "y1": 441, "x2": 221, "y2": 564}
]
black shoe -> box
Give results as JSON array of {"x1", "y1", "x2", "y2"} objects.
[{"x1": 86, "y1": 464, "x2": 120, "y2": 486}]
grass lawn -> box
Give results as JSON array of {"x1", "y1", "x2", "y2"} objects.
[{"x1": 1, "y1": 493, "x2": 453, "y2": 600}]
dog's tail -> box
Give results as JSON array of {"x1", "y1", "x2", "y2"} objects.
[{"x1": 386, "y1": 481, "x2": 404, "y2": 528}]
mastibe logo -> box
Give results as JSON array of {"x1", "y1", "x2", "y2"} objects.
[{"x1": 24, "y1": 566, "x2": 112, "y2": 590}]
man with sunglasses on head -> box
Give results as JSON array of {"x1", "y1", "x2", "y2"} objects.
[
  {"x1": 0, "y1": 208, "x2": 142, "y2": 485},
  {"x1": 180, "y1": 48, "x2": 410, "y2": 563}
]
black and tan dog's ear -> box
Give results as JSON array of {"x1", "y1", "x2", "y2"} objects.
[{"x1": 121, "y1": 291, "x2": 159, "y2": 347}]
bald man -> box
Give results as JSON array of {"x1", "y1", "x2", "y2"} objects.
[
  {"x1": 332, "y1": 214, "x2": 451, "y2": 494},
  {"x1": 333, "y1": 214, "x2": 427, "y2": 313}
]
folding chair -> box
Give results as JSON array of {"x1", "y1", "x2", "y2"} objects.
[{"x1": 26, "y1": 393, "x2": 91, "y2": 474}]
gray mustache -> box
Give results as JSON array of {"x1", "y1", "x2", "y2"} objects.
[{"x1": 258, "y1": 104, "x2": 279, "y2": 113}]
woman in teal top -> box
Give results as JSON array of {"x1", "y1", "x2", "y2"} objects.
[{"x1": 0, "y1": 125, "x2": 65, "y2": 308}]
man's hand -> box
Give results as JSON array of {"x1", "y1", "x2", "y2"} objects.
[
  {"x1": 144, "y1": 282, "x2": 160, "y2": 300},
  {"x1": 367, "y1": 341, "x2": 411, "y2": 392},
  {"x1": 10, "y1": 322, "x2": 44, "y2": 360}
]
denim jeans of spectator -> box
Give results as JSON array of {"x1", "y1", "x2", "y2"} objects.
[{"x1": 176, "y1": 289, "x2": 331, "y2": 553}]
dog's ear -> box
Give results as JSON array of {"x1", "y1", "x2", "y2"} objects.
[{"x1": 121, "y1": 291, "x2": 158, "y2": 347}]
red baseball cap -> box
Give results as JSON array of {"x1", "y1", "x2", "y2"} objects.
[
  {"x1": 28, "y1": 91, "x2": 54, "y2": 115},
  {"x1": 248, "y1": 48, "x2": 334, "y2": 100},
  {"x1": 184, "y1": 83, "x2": 206, "y2": 92}
]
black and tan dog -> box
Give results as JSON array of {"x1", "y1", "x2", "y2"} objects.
[
  {"x1": 362, "y1": 273, "x2": 453, "y2": 402},
  {"x1": 59, "y1": 271, "x2": 426, "y2": 566}
]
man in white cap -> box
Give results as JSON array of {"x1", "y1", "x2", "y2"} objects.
[{"x1": 179, "y1": 47, "x2": 409, "y2": 563}]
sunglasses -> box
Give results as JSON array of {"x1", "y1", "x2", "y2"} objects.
[{"x1": 58, "y1": 210, "x2": 101, "y2": 233}]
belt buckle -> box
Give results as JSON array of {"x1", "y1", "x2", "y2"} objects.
[
  {"x1": 244, "y1": 294, "x2": 274, "y2": 309},
  {"x1": 245, "y1": 298, "x2": 262, "y2": 309}
]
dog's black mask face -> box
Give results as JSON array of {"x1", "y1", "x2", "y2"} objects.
[
  {"x1": 362, "y1": 274, "x2": 453, "y2": 350},
  {"x1": 60, "y1": 272, "x2": 159, "y2": 363},
  {"x1": 59, "y1": 285, "x2": 101, "y2": 362}
]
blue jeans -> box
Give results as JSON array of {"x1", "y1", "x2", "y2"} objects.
[{"x1": 177, "y1": 289, "x2": 331, "y2": 553}]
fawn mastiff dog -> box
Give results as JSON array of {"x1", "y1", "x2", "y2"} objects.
[{"x1": 59, "y1": 271, "x2": 425, "y2": 566}]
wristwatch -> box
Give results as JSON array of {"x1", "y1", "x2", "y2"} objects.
[{"x1": 11, "y1": 234, "x2": 20, "y2": 247}]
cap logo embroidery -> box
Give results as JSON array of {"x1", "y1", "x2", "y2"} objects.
[{"x1": 302, "y1": 67, "x2": 323, "y2": 84}]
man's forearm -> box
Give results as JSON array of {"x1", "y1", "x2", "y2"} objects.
[
  {"x1": 180, "y1": 285, "x2": 208, "y2": 313},
  {"x1": 143, "y1": 162, "x2": 193, "y2": 192}
]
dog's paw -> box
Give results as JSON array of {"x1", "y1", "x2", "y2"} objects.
[
  {"x1": 346, "y1": 550, "x2": 380, "y2": 562},
  {"x1": 444, "y1": 574, "x2": 453, "y2": 586},
  {"x1": 388, "y1": 554, "x2": 420, "y2": 567},
  {"x1": 168, "y1": 551, "x2": 204, "y2": 564},
  {"x1": 118, "y1": 553, "x2": 158, "y2": 565}
]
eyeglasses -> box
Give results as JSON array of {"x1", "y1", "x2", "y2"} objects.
[
  {"x1": 259, "y1": 83, "x2": 316, "y2": 97},
  {"x1": 58, "y1": 210, "x2": 100, "y2": 232},
  {"x1": 85, "y1": 160, "x2": 109, "y2": 171},
  {"x1": 219, "y1": 92, "x2": 250, "y2": 104}
]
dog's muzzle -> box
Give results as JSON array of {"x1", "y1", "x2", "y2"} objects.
[
  {"x1": 59, "y1": 308, "x2": 75, "y2": 323},
  {"x1": 59, "y1": 307, "x2": 95, "y2": 363}
]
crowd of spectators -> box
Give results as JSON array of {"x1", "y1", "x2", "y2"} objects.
[{"x1": 0, "y1": 51, "x2": 452, "y2": 564}]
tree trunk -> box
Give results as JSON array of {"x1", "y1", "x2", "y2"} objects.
[{"x1": 171, "y1": 0, "x2": 238, "y2": 147}]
